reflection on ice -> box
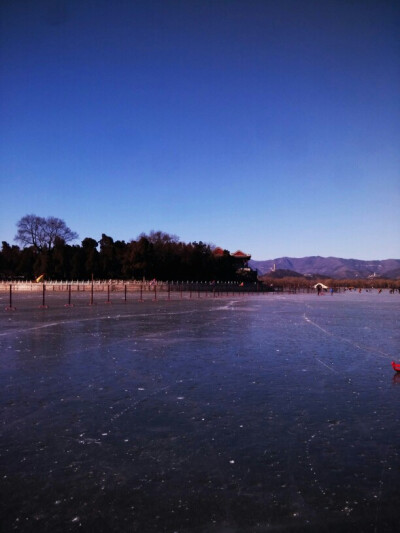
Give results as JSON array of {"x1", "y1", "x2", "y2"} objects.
[{"x1": 0, "y1": 292, "x2": 399, "y2": 532}]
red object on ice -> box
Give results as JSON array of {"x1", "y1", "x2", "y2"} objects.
[{"x1": 391, "y1": 361, "x2": 400, "y2": 373}]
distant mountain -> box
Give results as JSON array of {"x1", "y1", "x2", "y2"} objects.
[
  {"x1": 249, "y1": 256, "x2": 400, "y2": 280},
  {"x1": 265, "y1": 269, "x2": 305, "y2": 279}
]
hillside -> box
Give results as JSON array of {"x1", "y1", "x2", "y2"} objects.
[
  {"x1": 249, "y1": 257, "x2": 400, "y2": 280},
  {"x1": 264, "y1": 269, "x2": 305, "y2": 279}
]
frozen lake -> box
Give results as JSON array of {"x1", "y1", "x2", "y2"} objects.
[{"x1": 1, "y1": 291, "x2": 399, "y2": 532}]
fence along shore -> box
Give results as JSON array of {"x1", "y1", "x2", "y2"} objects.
[
  {"x1": 1, "y1": 279, "x2": 275, "y2": 292},
  {"x1": 2, "y1": 281, "x2": 395, "y2": 311},
  {"x1": 1, "y1": 280, "x2": 284, "y2": 310}
]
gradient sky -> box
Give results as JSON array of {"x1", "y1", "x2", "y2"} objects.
[{"x1": 1, "y1": 0, "x2": 399, "y2": 260}]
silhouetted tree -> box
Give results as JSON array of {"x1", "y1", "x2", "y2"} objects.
[
  {"x1": 52, "y1": 237, "x2": 72, "y2": 279},
  {"x1": 81, "y1": 238, "x2": 99, "y2": 278},
  {"x1": 0, "y1": 242, "x2": 21, "y2": 278},
  {"x1": 15, "y1": 214, "x2": 78, "y2": 252},
  {"x1": 125, "y1": 237, "x2": 154, "y2": 280},
  {"x1": 99, "y1": 234, "x2": 120, "y2": 278},
  {"x1": 16, "y1": 247, "x2": 36, "y2": 279}
]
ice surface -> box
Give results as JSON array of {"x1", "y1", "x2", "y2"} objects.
[{"x1": 1, "y1": 291, "x2": 399, "y2": 532}]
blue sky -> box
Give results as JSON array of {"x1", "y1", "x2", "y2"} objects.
[{"x1": 1, "y1": 0, "x2": 399, "y2": 260}]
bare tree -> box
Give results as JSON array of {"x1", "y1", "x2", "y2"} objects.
[
  {"x1": 44, "y1": 216, "x2": 78, "y2": 250},
  {"x1": 15, "y1": 214, "x2": 78, "y2": 251},
  {"x1": 138, "y1": 230, "x2": 180, "y2": 244}
]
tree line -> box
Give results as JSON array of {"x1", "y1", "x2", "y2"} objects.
[
  {"x1": 260, "y1": 274, "x2": 400, "y2": 290},
  {"x1": 0, "y1": 215, "x2": 246, "y2": 282}
]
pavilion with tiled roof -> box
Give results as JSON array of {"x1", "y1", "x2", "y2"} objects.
[
  {"x1": 231, "y1": 250, "x2": 251, "y2": 261},
  {"x1": 213, "y1": 246, "x2": 256, "y2": 281},
  {"x1": 212, "y1": 247, "x2": 225, "y2": 257}
]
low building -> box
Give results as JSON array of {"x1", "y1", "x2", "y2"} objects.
[{"x1": 313, "y1": 283, "x2": 329, "y2": 290}]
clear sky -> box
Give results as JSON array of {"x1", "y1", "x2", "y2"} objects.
[{"x1": 1, "y1": 0, "x2": 399, "y2": 260}]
